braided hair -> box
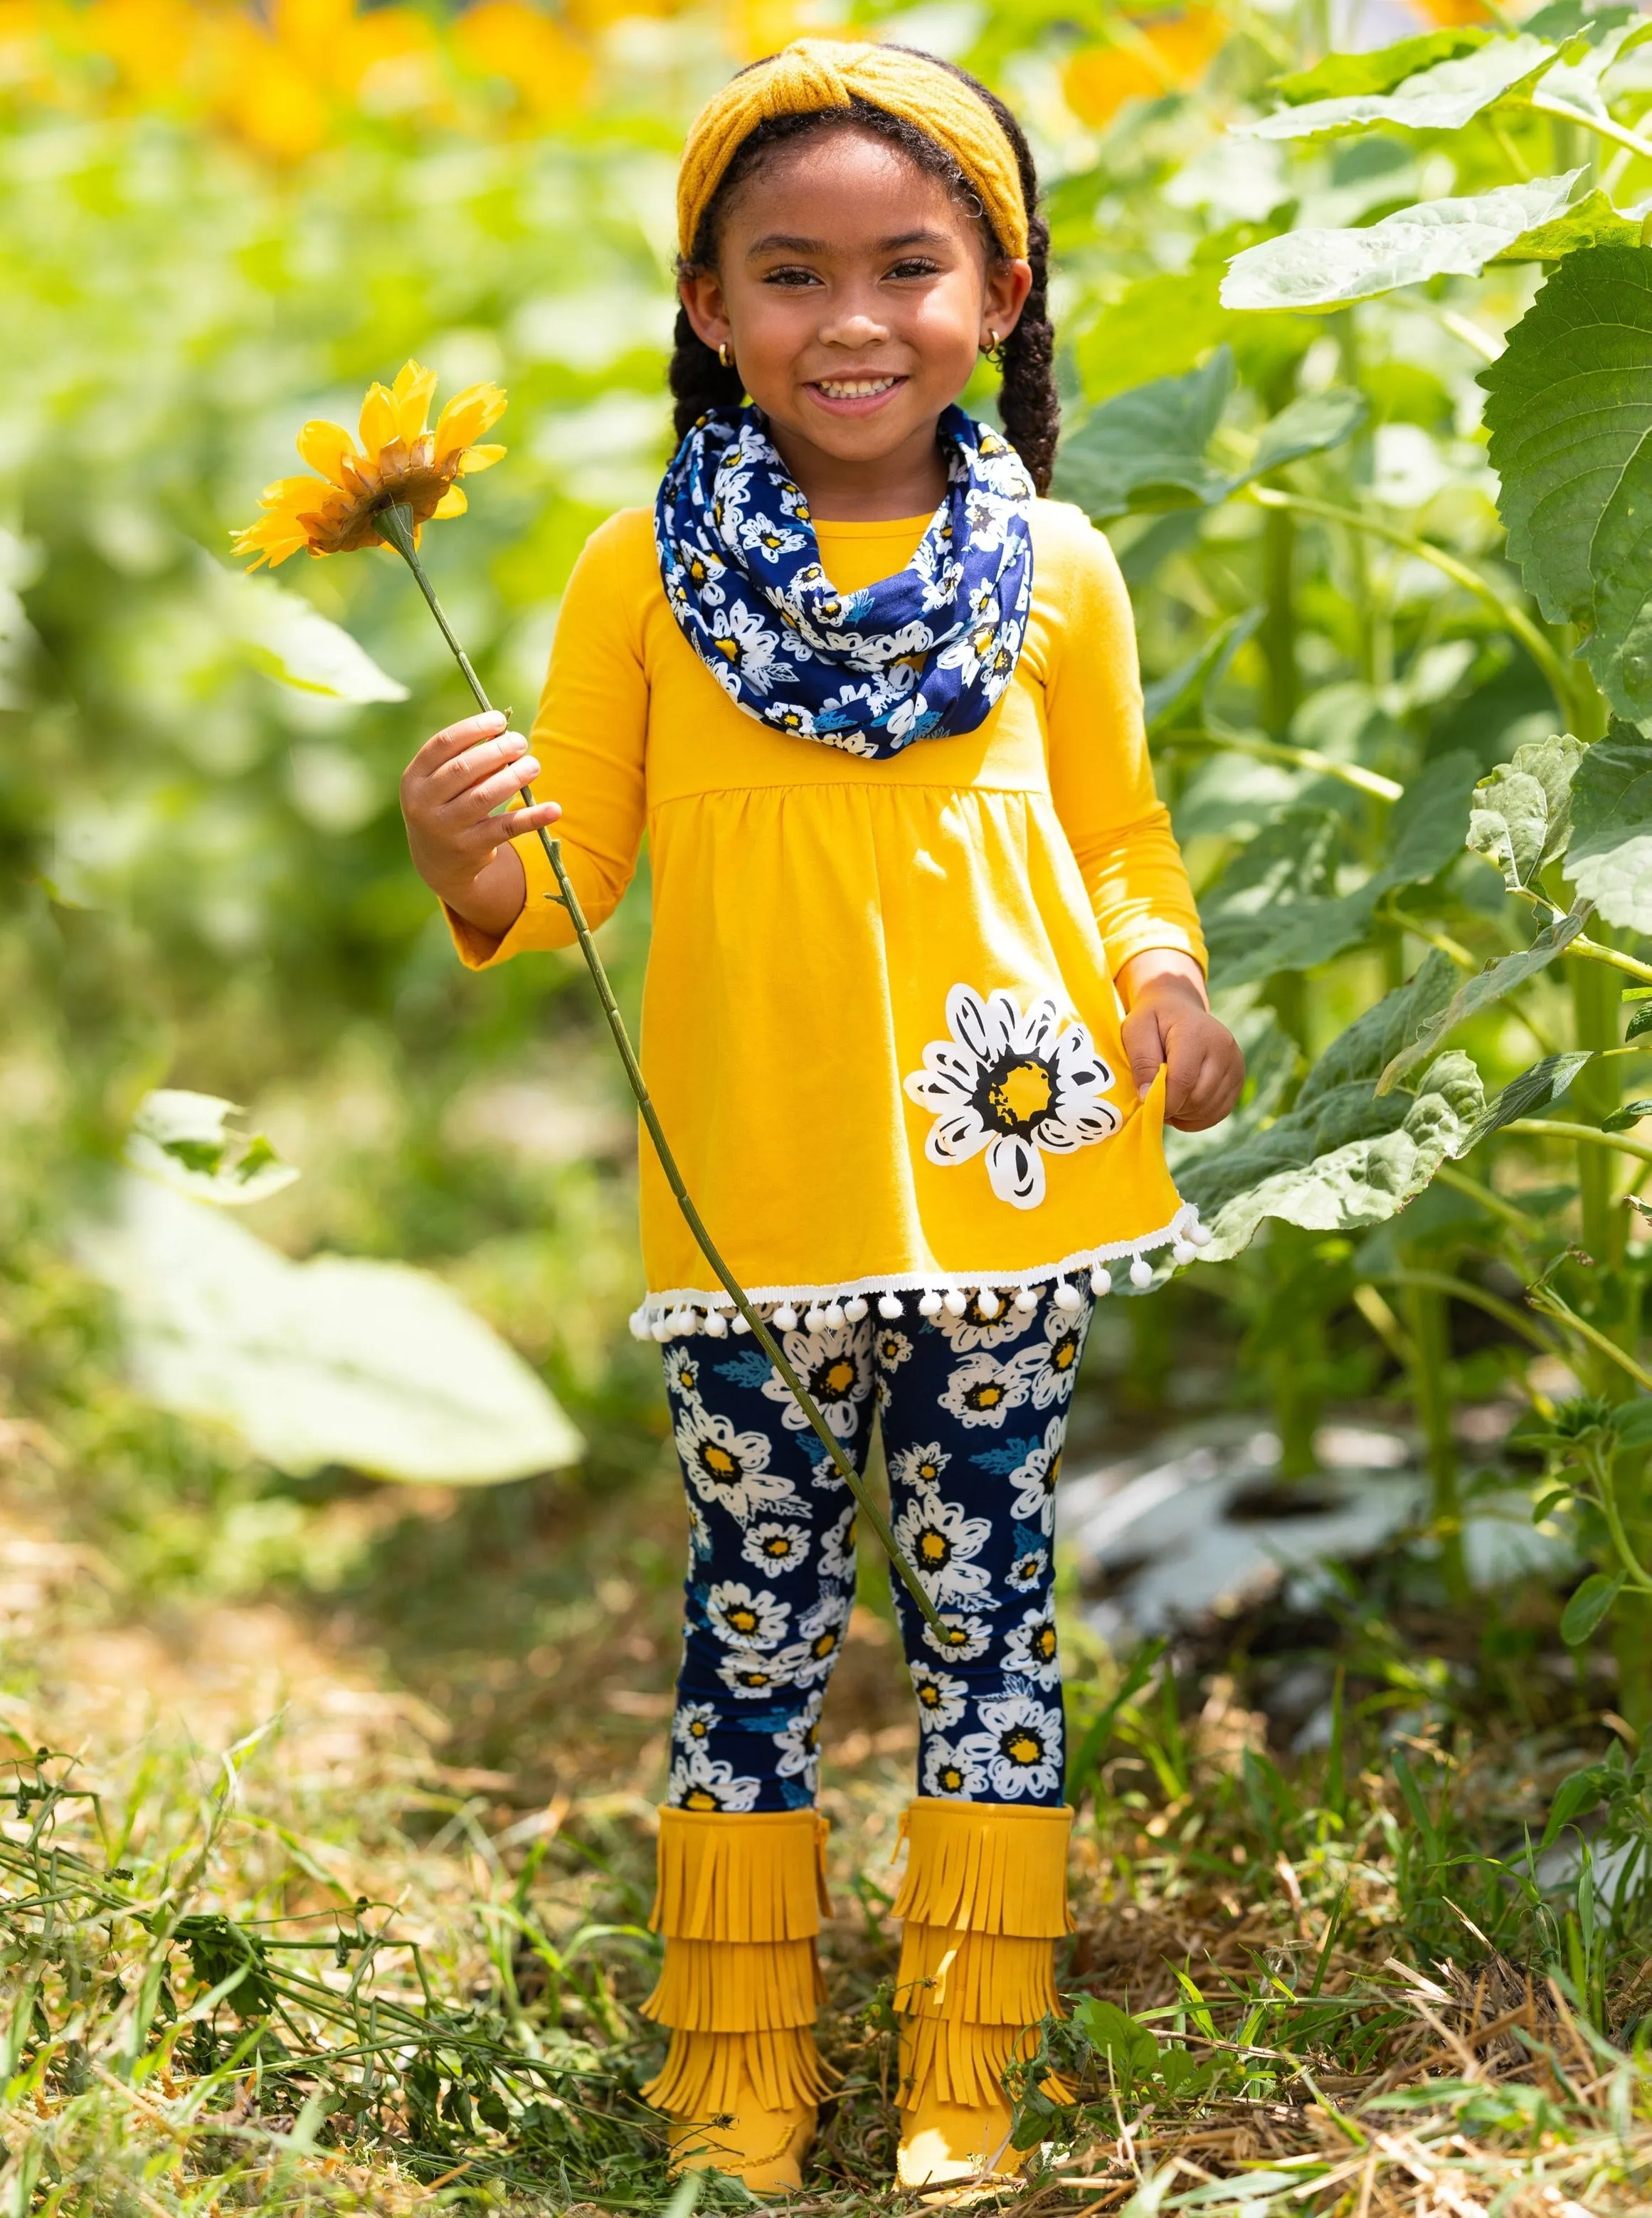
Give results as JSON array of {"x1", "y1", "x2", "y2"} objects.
[{"x1": 669, "y1": 52, "x2": 1059, "y2": 495}]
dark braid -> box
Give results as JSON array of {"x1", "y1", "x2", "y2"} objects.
[{"x1": 668, "y1": 53, "x2": 1061, "y2": 495}]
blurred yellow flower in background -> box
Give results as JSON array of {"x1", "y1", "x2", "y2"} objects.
[
  {"x1": 1064, "y1": 5, "x2": 1225, "y2": 129},
  {"x1": 453, "y1": 0, "x2": 593, "y2": 123},
  {"x1": 233, "y1": 361, "x2": 507, "y2": 568}
]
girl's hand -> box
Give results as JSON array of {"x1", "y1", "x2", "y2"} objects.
[
  {"x1": 399, "y1": 709, "x2": 561, "y2": 940},
  {"x1": 1117, "y1": 951, "x2": 1245, "y2": 1133}
]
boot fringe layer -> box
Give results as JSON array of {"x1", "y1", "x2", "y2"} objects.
[
  {"x1": 642, "y1": 2025, "x2": 837, "y2": 2116},
  {"x1": 642, "y1": 1936, "x2": 827, "y2": 2032},
  {"x1": 896, "y1": 1923, "x2": 1060, "y2": 2026},
  {"x1": 898, "y1": 2017, "x2": 1074, "y2": 2113},
  {"x1": 892, "y1": 1799, "x2": 1074, "y2": 1936},
  {"x1": 652, "y1": 1805, "x2": 830, "y2": 1942}
]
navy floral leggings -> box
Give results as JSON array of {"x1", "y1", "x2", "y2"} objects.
[{"x1": 661, "y1": 1287, "x2": 1093, "y2": 1812}]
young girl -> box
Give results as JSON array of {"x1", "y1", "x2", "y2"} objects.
[{"x1": 401, "y1": 38, "x2": 1243, "y2": 2199}]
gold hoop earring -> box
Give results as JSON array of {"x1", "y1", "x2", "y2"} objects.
[
  {"x1": 717, "y1": 342, "x2": 731, "y2": 369},
  {"x1": 984, "y1": 328, "x2": 1000, "y2": 354}
]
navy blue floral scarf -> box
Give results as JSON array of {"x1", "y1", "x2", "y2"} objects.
[{"x1": 655, "y1": 403, "x2": 1034, "y2": 758}]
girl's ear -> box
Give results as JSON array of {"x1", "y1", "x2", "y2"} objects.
[
  {"x1": 679, "y1": 268, "x2": 733, "y2": 359},
  {"x1": 980, "y1": 257, "x2": 1034, "y2": 352}
]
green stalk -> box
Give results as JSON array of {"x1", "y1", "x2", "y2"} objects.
[
  {"x1": 1260, "y1": 500, "x2": 1298, "y2": 739},
  {"x1": 1246, "y1": 487, "x2": 1574, "y2": 722},
  {"x1": 376, "y1": 502, "x2": 945, "y2": 1639},
  {"x1": 1399, "y1": 1279, "x2": 1468, "y2": 1606}
]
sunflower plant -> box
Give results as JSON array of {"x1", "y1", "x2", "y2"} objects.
[{"x1": 235, "y1": 361, "x2": 941, "y2": 1632}]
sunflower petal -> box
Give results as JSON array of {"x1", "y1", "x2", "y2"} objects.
[
  {"x1": 432, "y1": 382, "x2": 507, "y2": 465},
  {"x1": 295, "y1": 418, "x2": 359, "y2": 487},
  {"x1": 389, "y1": 360, "x2": 438, "y2": 447},
  {"x1": 455, "y1": 443, "x2": 506, "y2": 475},
  {"x1": 430, "y1": 485, "x2": 468, "y2": 519},
  {"x1": 358, "y1": 381, "x2": 398, "y2": 458}
]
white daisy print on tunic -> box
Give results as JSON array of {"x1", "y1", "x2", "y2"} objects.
[
  {"x1": 669, "y1": 1743, "x2": 762, "y2": 1813},
  {"x1": 795, "y1": 1589, "x2": 852, "y2": 1682},
  {"x1": 889, "y1": 1441, "x2": 951, "y2": 1492},
  {"x1": 904, "y1": 985, "x2": 1121, "y2": 1210},
  {"x1": 663, "y1": 1346, "x2": 701, "y2": 1404},
  {"x1": 955, "y1": 1687, "x2": 1064, "y2": 1800}
]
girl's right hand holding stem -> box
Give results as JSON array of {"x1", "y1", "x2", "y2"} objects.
[{"x1": 400, "y1": 709, "x2": 561, "y2": 941}]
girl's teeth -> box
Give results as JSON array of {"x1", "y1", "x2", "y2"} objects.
[{"x1": 818, "y1": 378, "x2": 896, "y2": 398}]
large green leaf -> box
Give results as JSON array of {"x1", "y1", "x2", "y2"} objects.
[
  {"x1": 1222, "y1": 176, "x2": 1579, "y2": 312},
  {"x1": 212, "y1": 562, "x2": 409, "y2": 704},
  {"x1": 80, "y1": 1176, "x2": 583, "y2": 1486},
  {"x1": 1530, "y1": 14, "x2": 1652, "y2": 132},
  {"x1": 1144, "y1": 608, "x2": 1262, "y2": 734},
  {"x1": 1180, "y1": 955, "x2": 1485, "y2": 1259},
  {"x1": 1271, "y1": 28, "x2": 1488, "y2": 104},
  {"x1": 1466, "y1": 733, "x2": 1585, "y2": 890},
  {"x1": 126, "y1": 1089, "x2": 299, "y2": 1207},
  {"x1": 1377, "y1": 899, "x2": 1593, "y2": 1092},
  {"x1": 1243, "y1": 33, "x2": 1557, "y2": 142},
  {"x1": 1202, "y1": 753, "x2": 1478, "y2": 986},
  {"x1": 1479, "y1": 246, "x2": 1652, "y2": 680},
  {"x1": 1490, "y1": 189, "x2": 1648, "y2": 263},
  {"x1": 1583, "y1": 435, "x2": 1652, "y2": 725},
  {"x1": 1462, "y1": 1050, "x2": 1593, "y2": 1148},
  {"x1": 1564, "y1": 727, "x2": 1652, "y2": 931},
  {"x1": 1055, "y1": 352, "x2": 1365, "y2": 519},
  {"x1": 1052, "y1": 350, "x2": 1234, "y2": 520}
]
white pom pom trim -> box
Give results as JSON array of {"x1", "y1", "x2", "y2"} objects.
[{"x1": 629, "y1": 1205, "x2": 1205, "y2": 1338}]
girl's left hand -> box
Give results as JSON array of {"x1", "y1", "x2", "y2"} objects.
[{"x1": 1117, "y1": 952, "x2": 1246, "y2": 1133}]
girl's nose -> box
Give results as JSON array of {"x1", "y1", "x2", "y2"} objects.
[{"x1": 817, "y1": 310, "x2": 890, "y2": 350}]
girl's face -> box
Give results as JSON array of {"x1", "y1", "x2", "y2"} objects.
[{"x1": 679, "y1": 126, "x2": 1031, "y2": 498}]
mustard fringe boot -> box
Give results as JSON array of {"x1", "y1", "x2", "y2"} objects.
[
  {"x1": 894, "y1": 1799, "x2": 1075, "y2": 2198},
  {"x1": 640, "y1": 1806, "x2": 836, "y2": 2195}
]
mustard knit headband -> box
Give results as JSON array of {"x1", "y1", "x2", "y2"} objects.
[{"x1": 676, "y1": 38, "x2": 1029, "y2": 264}]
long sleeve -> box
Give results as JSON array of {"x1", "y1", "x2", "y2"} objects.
[
  {"x1": 1040, "y1": 507, "x2": 1206, "y2": 978},
  {"x1": 445, "y1": 512, "x2": 650, "y2": 970}
]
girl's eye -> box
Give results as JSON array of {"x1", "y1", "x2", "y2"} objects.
[
  {"x1": 887, "y1": 258, "x2": 943, "y2": 280},
  {"x1": 763, "y1": 265, "x2": 822, "y2": 288}
]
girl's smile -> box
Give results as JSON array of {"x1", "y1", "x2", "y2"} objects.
[{"x1": 807, "y1": 371, "x2": 907, "y2": 414}]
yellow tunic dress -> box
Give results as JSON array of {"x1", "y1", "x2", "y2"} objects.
[{"x1": 448, "y1": 497, "x2": 1209, "y2": 1330}]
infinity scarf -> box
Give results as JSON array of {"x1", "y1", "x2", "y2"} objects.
[{"x1": 655, "y1": 403, "x2": 1034, "y2": 758}]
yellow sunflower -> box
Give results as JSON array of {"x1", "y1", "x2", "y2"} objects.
[{"x1": 232, "y1": 360, "x2": 506, "y2": 568}]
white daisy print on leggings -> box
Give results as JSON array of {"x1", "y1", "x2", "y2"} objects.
[
  {"x1": 956, "y1": 1687, "x2": 1064, "y2": 1800},
  {"x1": 904, "y1": 984, "x2": 1121, "y2": 1210}
]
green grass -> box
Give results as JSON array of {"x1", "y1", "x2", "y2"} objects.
[{"x1": 6, "y1": 1386, "x2": 1652, "y2": 2218}]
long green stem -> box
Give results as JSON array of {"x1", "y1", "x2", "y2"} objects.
[
  {"x1": 1246, "y1": 486, "x2": 1574, "y2": 721},
  {"x1": 1503, "y1": 1117, "x2": 1652, "y2": 1167},
  {"x1": 1399, "y1": 1279, "x2": 1468, "y2": 1605},
  {"x1": 376, "y1": 503, "x2": 945, "y2": 1638},
  {"x1": 1163, "y1": 725, "x2": 1402, "y2": 801},
  {"x1": 1529, "y1": 92, "x2": 1652, "y2": 169}
]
